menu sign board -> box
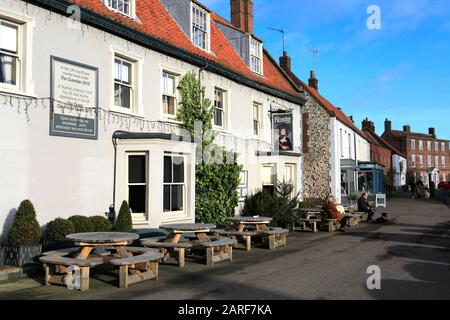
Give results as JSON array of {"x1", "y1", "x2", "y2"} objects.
[
  {"x1": 50, "y1": 56, "x2": 98, "y2": 140},
  {"x1": 272, "y1": 113, "x2": 293, "y2": 152}
]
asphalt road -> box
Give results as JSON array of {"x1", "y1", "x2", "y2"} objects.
[{"x1": 1, "y1": 197, "x2": 449, "y2": 300}]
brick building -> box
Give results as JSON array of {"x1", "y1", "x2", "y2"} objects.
[{"x1": 382, "y1": 120, "x2": 450, "y2": 186}]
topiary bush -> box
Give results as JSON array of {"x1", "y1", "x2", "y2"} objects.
[
  {"x1": 7, "y1": 200, "x2": 41, "y2": 246},
  {"x1": 115, "y1": 201, "x2": 133, "y2": 232},
  {"x1": 68, "y1": 215, "x2": 94, "y2": 233},
  {"x1": 90, "y1": 216, "x2": 112, "y2": 232},
  {"x1": 45, "y1": 218, "x2": 75, "y2": 241}
]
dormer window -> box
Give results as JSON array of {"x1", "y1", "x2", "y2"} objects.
[
  {"x1": 105, "y1": 0, "x2": 134, "y2": 17},
  {"x1": 191, "y1": 3, "x2": 210, "y2": 51},
  {"x1": 250, "y1": 37, "x2": 263, "y2": 75}
]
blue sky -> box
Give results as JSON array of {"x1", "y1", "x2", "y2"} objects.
[{"x1": 201, "y1": 0, "x2": 450, "y2": 139}]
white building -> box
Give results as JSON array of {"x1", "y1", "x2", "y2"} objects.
[{"x1": 0, "y1": 0, "x2": 305, "y2": 239}]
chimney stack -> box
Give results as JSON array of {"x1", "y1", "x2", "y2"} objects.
[
  {"x1": 308, "y1": 70, "x2": 319, "y2": 90},
  {"x1": 429, "y1": 127, "x2": 436, "y2": 138},
  {"x1": 231, "y1": 0, "x2": 254, "y2": 34},
  {"x1": 384, "y1": 118, "x2": 392, "y2": 133},
  {"x1": 362, "y1": 118, "x2": 375, "y2": 132},
  {"x1": 349, "y1": 115, "x2": 354, "y2": 123},
  {"x1": 403, "y1": 125, "x2": 411, "y2": 132},
  {"x1": 279, "y1": 51, "x2": 292, "y2": 72}
]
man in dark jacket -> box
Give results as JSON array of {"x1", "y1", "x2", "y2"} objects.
[{"x1": 358, "y1": 192, "x2": 375, "y2": 222}]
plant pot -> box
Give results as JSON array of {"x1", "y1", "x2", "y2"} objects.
[
  {"x1": 5, "y1": 244, "x2": 42, "y2": 267},
  {"x1": 0, "y1": 247, "x2": 5, "y2": 269}
]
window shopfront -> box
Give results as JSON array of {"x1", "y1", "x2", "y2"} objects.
[{"x1": 358, "y1": 162, "x2": 385, "y2": 195}]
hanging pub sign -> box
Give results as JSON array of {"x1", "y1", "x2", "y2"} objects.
[
  {"x1": 272, "y1": 113, "x2": 293, "y2": 152},
  {"x1": 50, "y1": 56, "x2": 99, "y2": 140}
]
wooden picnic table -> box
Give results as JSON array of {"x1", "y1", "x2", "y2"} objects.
[
  {"x1": 66, "y1": 232, "x2": 139, "y2": 260},
  {"x1": 159, "y1": 223, "x2": 217, "y2": 243},
  {"x1": 227, "y1": 216, "x2": 273, "y2": 232}
]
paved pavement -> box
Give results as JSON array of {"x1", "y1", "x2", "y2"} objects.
[{"x1": 0, "y1": 197, "x2": 449, "y2": 300}]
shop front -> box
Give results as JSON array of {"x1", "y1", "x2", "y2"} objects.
[{"x1": 358, "y1": 162, "x2": 385, "y2": 196}]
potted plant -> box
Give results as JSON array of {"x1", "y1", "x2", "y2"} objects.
[
  {"x1": 115, "y1": 201, "x2": 133, "y2": 232},
  {"x1": 43, "y1": 218, "x2": 75, "y2": 251},
  {"x1": 5, "y1": 200, "x2": 42, "y2": 267}
]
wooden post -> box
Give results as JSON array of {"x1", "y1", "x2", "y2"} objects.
[
  {"x1": 178, "y1": 248, "x2": 185, "y2": 268},
  {"x1": 312, "y1": 222, "x2": 317, "y2": 233},
  {"x1": 79, "y1": 267, "x2": 90, "y2": 291},
  {"x1": 119, "y1": 265, "x2": 129, "y2": 289},
  {"x1": 76, "y1": 246, "x2": 93, "y2": 260},
  {"x1": 244, "y1": 236, "x2": 251, "y2": 251},
  {"x1": 206, "y1": 247, "x2": 214, "y2": 267},
  {"x1": 228, "y1": 245, "x2": 233, "y2": 262},
  {"x1": 269, "y1": 236, "x2": 276, "y2": 250},
  {"x1": 43, "y1": 264, "x2": 50, "y2": 286},
  {"x1": 149, "y1": 261, "x2": 158, "y2": 279}
]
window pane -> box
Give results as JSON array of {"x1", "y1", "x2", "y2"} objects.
[
  {"x1": 0, "y1": 22, "x2": 18, "y2": 53},
  {"x1": 163, "y1": 95, "x2": 176, "y2": 115},
  {"x1": 114, "y1": 59, "x2": 121, "y2": 81},
  {"x1": 0, "y1": 54, "x2": 16, "y2": 85},
  {"x1": 173, "y1": 157, "x2": 184, "y2": 183},
  {"x1": 128, "y1": 185, "x2": 146, "y2": 214},
  {"x1": 164, "y1": 156, "x2": 172, "y2": 183},
  {"x1": 128, "y1": 155, "x2": 146, "y2": 183},
  {"x1": 114, "y1": 83, "x2": 121, "y2": 106},
  {"x1": 163, "y1": 185, "x2": 171, "y2": 212},
  {"x1": 122, "y1": 61, "x2": 131, "y2": 84},
  {"x1": 214, "y1": 109, "x2": 223, "y2": 127},
  {"x1": 171, "y1": 185, "x2": 183, "y2": 211},
  {"x1": 121, "y1": 85, "x2": 131, "y2": 109}
]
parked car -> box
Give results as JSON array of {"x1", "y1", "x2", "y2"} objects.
[{"x1": 437, "y1": 181, "x2": 450, "y2": 190}]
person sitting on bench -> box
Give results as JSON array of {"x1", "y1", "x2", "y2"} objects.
[
  {"x1": 358, "y1": 192, "x2": 375, "y2": 222},
  {"x1": 325, "y1": 195, "x2": 349, "y2": 232}
]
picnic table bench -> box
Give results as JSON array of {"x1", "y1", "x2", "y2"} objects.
[
  {"x1": 294, "y1": 218, "x2": 322, "y2": 233},
  {"x1": 195, "y1": 237, "x2": 237, "y2": 267},
  {"x1": 213, "y1": 229, "x2": 257, "y2": 251},
  {"x1": 140, "y1": 236, "x2": 193, "y2": 268}
]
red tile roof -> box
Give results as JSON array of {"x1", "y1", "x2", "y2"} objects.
[
  {"x1": 69, "y1": 0, "x2": 300, "y2": 98},
  {"x1": 362, "y1": 129, "x2": 405, "y2": 156},
  {"x1": 389, "y1": 130, "x2": 449, "y2": 142}
]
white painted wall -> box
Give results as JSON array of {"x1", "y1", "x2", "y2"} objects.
[
  {"x1": 392, "y1": 154, "x2": 407, "y2": 187},
  {"x1": 0, "y1": 0, "x2": 303, "y2": 239}
]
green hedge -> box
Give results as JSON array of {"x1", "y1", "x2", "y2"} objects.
[
  {"x1": 45, "y1": 218, "x2": 75, "y2": 241},
  {"x1": 90, "y1": 216, "x2": 112, "y2": 232},
  {"x1": 7, "y1": 200, "x2": 41, "y2": 246},
  {"x1": 68, "y1": 215, "x2": 94, "y2": 233}
]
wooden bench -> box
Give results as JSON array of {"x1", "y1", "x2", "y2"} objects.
[
  {"x1": 213, "y1": 229, "x2": 257, "y2": 251},
  {"x1": 320, "y1": 219, "x2": 341, "y2": 232},
  {"x1": 39, "y1": 255, "x2": 104, "y2": 291},
  {"x1": 195, "y1": 238, "x2": 236, "y2": 267},
  {"x1": 294, "y1": 218, "x2": 322, "y2": 233},
  {"x1": 110, "y1": 251, "x2": 164, "y2": 289},
  {"x1": 140, "y1": 237, "x2": 193, "y2": 268},
  {"x1": 257, "y1": 228, "x2": 289, "y2": 250}
]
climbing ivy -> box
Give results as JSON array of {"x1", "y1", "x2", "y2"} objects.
[{"x1": 177, "y1": 71, "x2": 242, "y2": 225}]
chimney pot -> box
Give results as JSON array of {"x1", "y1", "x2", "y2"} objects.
[
  {"x1": 403, "y1": 125, "x2": 411, "y2": 132},
  {"x1": 384, "y1": 119, "x2": 392, "y2": 132},
  {"x1": 308, "y1": 70, "x2": 319, "y2": 90},
  {"x1": 279, "y1": 51, "x2": 292, "y2": 72},
  {"x1": 231, "y1": 0, "x2": 254, "y2": 34},
  {"x1": 429, "y1": 127, "x2": 436, "y2": 137}
]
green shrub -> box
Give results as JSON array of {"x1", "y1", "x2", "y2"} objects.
[
  {"x1": 45, "y1": 218, "x2": 75, "y2": 241},
  {"x1": 90, "y1": 216, "x2": 111, "y2": 232},
  {"x1": 68, "y1": 215, "x2": 94, "y2": 233},
  {"x1": 243, "y1": 181, "x2": 300, "y2": 228},
  {"x1": 115, "y1": 201, "x2": 133, "y2": 232},
  {"x1": 7, "y1": 200, "x2": 41, "y2": 246}
]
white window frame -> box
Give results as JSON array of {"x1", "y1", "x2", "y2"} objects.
[
  {"x1": 419, "y1": 155, "x2": 424, "y2": 168},
  {"x1": 213, "y1": 87, "x2": 227, "y2": 129},
  {"x1": 126, "y1": 152, "x2": 148, "y2": 216},
  {"x1": 435, "y1": 156, "x2": 439, "y2": 168},
  {"x1": 442, "y1": 142, "x2": 446, "y2": 152},
  {"x1": 411, "y1": 155, "x2": 416, "y2": 168},
  {"x1": 163, "y1": 153, "x2": 186, "y2": 216},
  {"x1": 442, "y1": 156, "x2": 446, "y2": 168},
  {"x1": 418, "y1": 140, "x2": 423, "y2": 150},
  {"x1": 0, "y1": 10, "x2": 34, "y2": 96},
  {"x1": 249, "y1": 36, "x2": 263, "y2": 75},
  {"x1": 161, "y1": 70, "x2": 178, "y2": 118},
  {"x1": 411, "y1": 139, "x2": 416, "y2": 150},
  {"x1": 435, "y1": 141, "x2": 439, "y2": 152},
  {"x1": 427, "y1": 141, "x2": 432, "y2": 151},
  {"x1": 253, "y1": 101, "x2": 263, "y2": 138},
  {"x1": 340, "y1": 129, "x2": 344, "y2": 157},
  {"x1": 104, "y1": 0, "x2": 136, "y2": 18},
  {"x1": 110, "y1": 48, "x2": 142, "y2": 116},
  {"x1": 190, "y1": 2, "x2": 210, "y2": 52},
  {"x1": 261, "y1": 164, "x2": 277, "y2": 190},
  {"x1": 427, "y1": 155, "x2": 432, "y2": 168}
]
